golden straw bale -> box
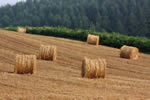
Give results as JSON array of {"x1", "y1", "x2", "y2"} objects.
[
  {"x1": 39, "y1": 45, "x2": 57, "y2": 61},
  {"x1": 87, "y1": 34, "x2": 99, "y2": 45},
  {"x1": 15, "y1": 55, "x2": 37, "y2": 74},
  {"x1": 17, "y1": 27, "x2": 26, "y2": 33},
  {"x1": 82, "y1": 57, "x2": 106, "y2": 78},
  {"x1": 120, "y1": 45, "x2": 139, "y2": 60}
]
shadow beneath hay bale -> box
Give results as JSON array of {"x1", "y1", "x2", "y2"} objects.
[
  {"x1": 81, "y1": 59, "x2": 85, "y2": 77},
  {"x1": 0, "y1": 68, "x2": 14, "y2": 74},
  {"x1": 7, "y1": 71, "x2": 15, "y2": 74}
]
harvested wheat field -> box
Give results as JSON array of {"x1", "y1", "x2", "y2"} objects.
[{"x1": 0, "y1": 29, "x2": 150, "y2": 100}]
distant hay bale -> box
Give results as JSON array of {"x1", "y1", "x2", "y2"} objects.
[
  {"x1": 120, "y1": 45, "x2": 139, "y2": 60},
  {"x1": 17, "y1": 27, "x2": 26, "y2": 33},
  {"x1": 15, "y1": 55, "x2": 37, "y2": 74},
  {"x1": 39, "y1": 45, "x2": 57, "y2": 61},
  {"x1": 87, "y1": 34, "x2": 99, "y2": 45},
  {"x1": 82, "y1": 57, "x2": 106, "y2": 78}
]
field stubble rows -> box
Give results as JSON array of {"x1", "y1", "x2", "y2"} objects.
[{"x1": 0, "y1": 30, "x2": 149, "y2": 100}]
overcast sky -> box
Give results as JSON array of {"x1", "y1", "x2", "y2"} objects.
[{"x1": 0, "y1": 0, "x2": 25, "y2": 6}]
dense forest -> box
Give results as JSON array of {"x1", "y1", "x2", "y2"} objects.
[{"x1": 0, "y1": 0, "x2": 150, "y2": 37}]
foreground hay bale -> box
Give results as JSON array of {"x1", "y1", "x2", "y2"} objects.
[
  {"x1": 120, "y1": 45, "x2": 139, "y2": 60},
  {"x1": 39, "y1": 45, "x2": 57, "y2": 61},
  {"x1": 17, "y1": 27, "x2": 26, "y2": 33},
  {"x1": 15, "y1": 55, "x2": 37, "y2": 74},
  {"x1": 82, "y1": 57, "x2": 106, "y2": 78},
  {"x1": 87, "y1": 34, "x2": 99, "y2": 45}
]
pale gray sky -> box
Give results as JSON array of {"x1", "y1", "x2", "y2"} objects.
[{"x1": 0, "y1": 0, "x2": 25, "y2": 6}]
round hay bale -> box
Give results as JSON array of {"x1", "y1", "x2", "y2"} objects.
[
  {"x1": 120, "y1": 45, "x2": 139, "y2": 60},
  {"x1": 39, "y1": 45, "x2": 57, "y2": 61},
  {"x1": 87, "y1": 34, "x2": 99, "y2": 45},
  {"x1": 82, "y1": 57, "x2": 106, "y2": 78},
  {"x1": 15, "y1": 55, "x2": 37, "y2": 74},
  {"x1": 17, "y1": 27, "x2": 26, "y2": 33}
]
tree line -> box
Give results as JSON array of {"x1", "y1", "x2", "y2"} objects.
[{"x1": 0, "y1": 0, "x2": 150, "y2": 37}]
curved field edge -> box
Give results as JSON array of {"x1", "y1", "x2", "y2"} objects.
[{"x1": 3, "y1": 26, "x2": 150, "y2": 54}]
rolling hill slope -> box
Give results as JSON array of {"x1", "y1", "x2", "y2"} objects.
[{"x1": 0, "y1": 29, "x2": 150, "y2": 100}]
